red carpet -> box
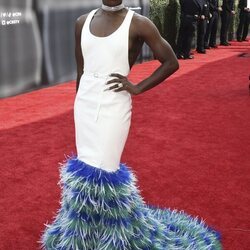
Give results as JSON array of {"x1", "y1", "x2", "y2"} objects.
[{"x1": 0, "y1": 40, "x2": 250, "y2": 250}]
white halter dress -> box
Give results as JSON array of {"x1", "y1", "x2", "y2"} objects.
[
  {"x1": 40, "y1": 8, "x2": 222, "y2": 250},
  {"x1": 74, "y1": 8, "x2": 133, "y2": 172}
]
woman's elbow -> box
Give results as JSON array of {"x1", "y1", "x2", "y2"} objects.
[
  {"x1": 170, "y1": 59, "x2": 179, "y2": 73},
  {"x1": 175, "y1": 60, "x2": 180, "y2": 71}
]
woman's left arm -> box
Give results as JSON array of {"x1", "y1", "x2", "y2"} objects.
[{"x1": 106, "y1": 15, "x2": 179, "y2": 95}]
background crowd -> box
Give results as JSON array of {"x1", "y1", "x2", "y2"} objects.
[
  {"x1": 176, "y1": 0, "x2": 250, "y2": 59},
  {"x1": 0, "y1": 0, "x2": 249, "y2": 98}
]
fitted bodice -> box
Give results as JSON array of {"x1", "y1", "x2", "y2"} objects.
[{"x1": 81, "y1": 8, "x2": 134, "y2": 77}]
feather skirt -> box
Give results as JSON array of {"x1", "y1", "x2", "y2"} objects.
[{"x1": 39, "y1": 156, "x2": 222, "y2": 250}]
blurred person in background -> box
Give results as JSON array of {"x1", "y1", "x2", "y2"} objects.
[
  {"x1": 205, "y1": 0, "x2": 223, "y2": 48},
  {"x1": 176, "y1": 0, "x2": 203, "y2": 59},
  {"x1": 220, "y1": 0, "x2": 235, "y2": 45},
  {"x1": 236, "y1": 0, "x2": 250, "y2": 41},
  {"x1": 196, "y1": 0, "x2": 210, "y2": 53}
]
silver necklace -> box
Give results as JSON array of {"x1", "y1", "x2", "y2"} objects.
[{"x1": 101, "y1": 3, "x2": 125, "y2": 12}]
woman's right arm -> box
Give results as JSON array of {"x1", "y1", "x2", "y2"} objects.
[{"x1": 75, "y1": 16, "x2": 86, "y2": 93}]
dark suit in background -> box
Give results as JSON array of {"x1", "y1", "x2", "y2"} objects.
[
  {"x1": 205, "y1": 0, "x2": 220, "y2": 47},
  {"x1": 220, "y1": 0, "x2": 235, "y2": 45},
  {"x1": 197, "y1": 0, "x2": 210, "y2": 52},
  {"x1": 177, "y1": 0, "x2": 203, "y2": 58},
  {"x1": 236, "y1": 0, "x2": 250, "y2": 41}
]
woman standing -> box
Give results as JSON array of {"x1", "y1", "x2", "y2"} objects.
[{"x1": 40, "y1": 1, "x2": 222, "y2": 249}]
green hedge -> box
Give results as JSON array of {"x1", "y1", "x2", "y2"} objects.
[
  {"x1": 149, "y1": 0, "x2": 240, "y2": 49},
  {"x1": 149, "y1": 0, "x2": 180, "y2": 50}
]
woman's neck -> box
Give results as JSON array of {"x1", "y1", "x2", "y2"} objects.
[{"x1": 101, "y1": 3, "x2": 125, "y2": 12}]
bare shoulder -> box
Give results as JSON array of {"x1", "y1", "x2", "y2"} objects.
[
  {"x1": 131, "y1": 12, "x2": 154, "y2": 26},
  {"x1": 75, "y1": 13, "x2": 88, "y2": 34},
  {"x1": 131, "y1": 12, "x2": 160, "y2": 37}
]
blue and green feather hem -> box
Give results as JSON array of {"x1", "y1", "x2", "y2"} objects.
[{"x1": 39, "y1": 156, "x2": 222, "y2": 249}]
